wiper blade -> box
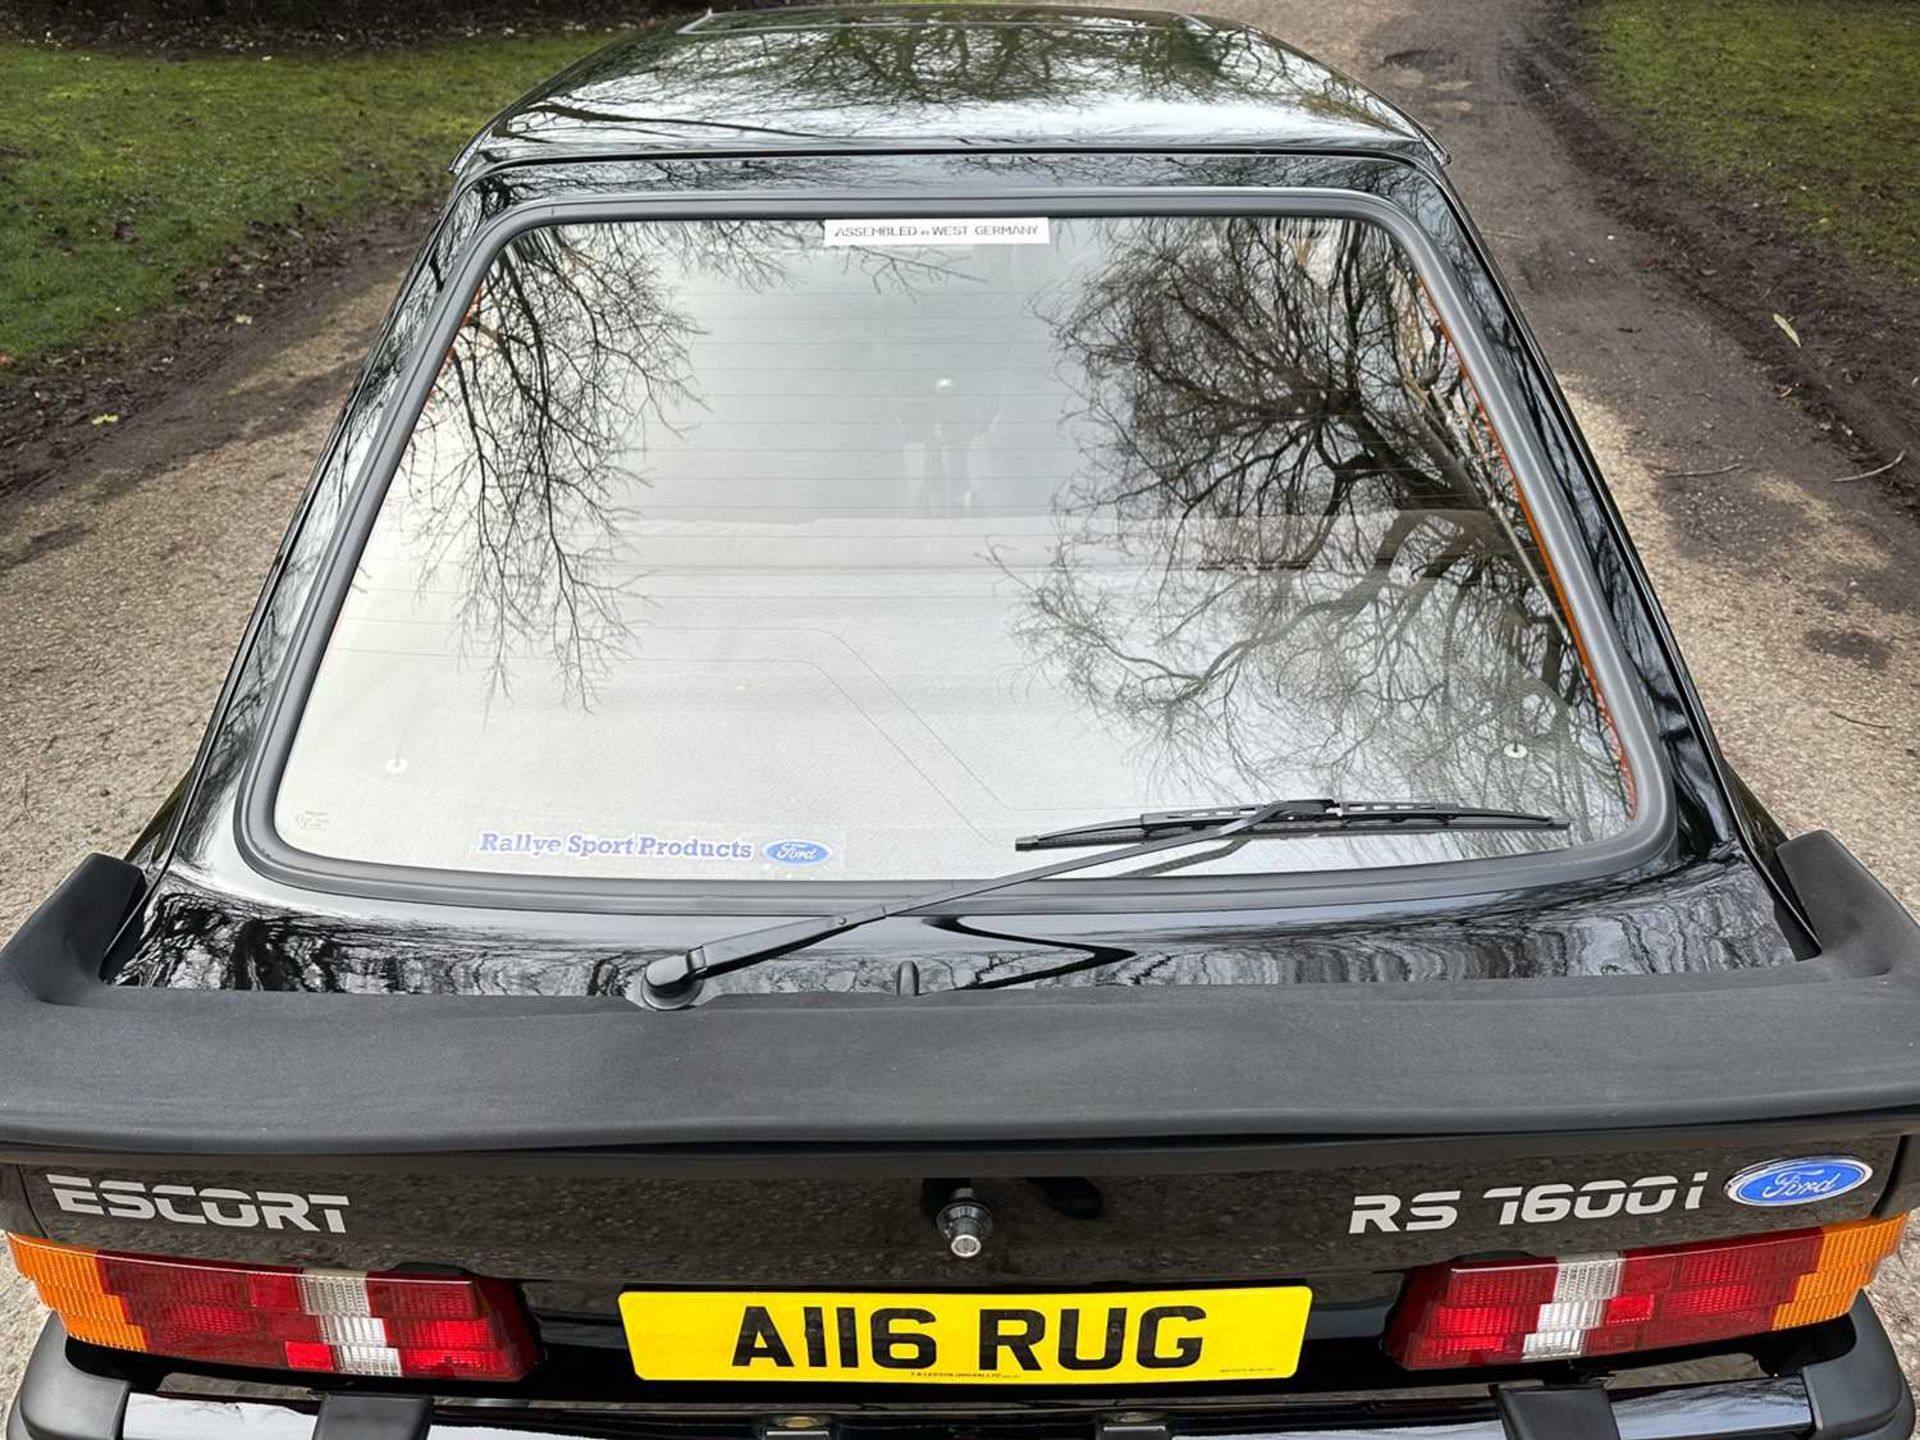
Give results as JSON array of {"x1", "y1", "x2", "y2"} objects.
[
  {"x1": 638, "y1": 797, "x2": 1320, "y2": 1009},
  {"x1": 1015, "y1": 799, "x2": 1568, "y2": 851},
  {"x1": 639, "y1": 798, "x2": 1569, "y2": 1007}
]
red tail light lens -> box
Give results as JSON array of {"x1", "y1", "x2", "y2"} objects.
[
  {"x1": 1386, "y1": 1215, "x2": 1906, "y2": 1369},
  {"x1": 7, "y1": 1235, "x2": 536, "y2": 1381}
]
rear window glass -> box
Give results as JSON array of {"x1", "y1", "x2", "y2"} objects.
[{"x1": 274, "y1": 214, "x2": 1633, "y2": 884}]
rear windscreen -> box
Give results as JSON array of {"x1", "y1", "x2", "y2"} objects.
[{"x1": 274, "y1": 214, "x2": 1634, "y2": 884}]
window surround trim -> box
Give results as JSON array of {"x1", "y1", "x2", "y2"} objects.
[{"x1": 234, "y1": 185, "x2": 1672, "y2": 915}]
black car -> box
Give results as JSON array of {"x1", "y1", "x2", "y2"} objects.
[{"x1": 4, "y1": 8, "x2": 1918, "y2": 1440}]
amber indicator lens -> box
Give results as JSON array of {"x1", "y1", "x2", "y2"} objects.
[
  {"x1": 7, "y1": 1234, "x2": 535, "y2": 1380},
  {"x1": 1386, "y1": 1214, "x2": 1907, "y2": 1369}
]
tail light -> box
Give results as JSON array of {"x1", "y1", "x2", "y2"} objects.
[
  {"x1": 1386, "y1": 1214, "x2": 1906, "y2": 1369},
  {"x1": 7, "y1": 1235, "x2": 536, "y2": 1381}
]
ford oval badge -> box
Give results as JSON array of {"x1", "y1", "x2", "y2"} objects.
[
  {"x1": 764, "y1": 839, "x2": 831, "y2": 866},
  {"x1": 1725, "y1": 1157, "x2": 1873, "y2": 1208}
]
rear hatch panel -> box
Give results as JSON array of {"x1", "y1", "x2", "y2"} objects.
[{"x1": 7, "y1": 1129, "x2": 1908, "y2": 1376}]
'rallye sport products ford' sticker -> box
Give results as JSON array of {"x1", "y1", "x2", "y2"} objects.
[
  {"x1": 471, "y1": 828, "x2": 840, "y2": 870},
  {"x1": 764, "y1": 839, "x2": 832, "y2": 866},
  {"x1": 475, "y1": 830, "x2": 757, "y2": 861},
  {"x1": 619, "y1": 1287, "x2": 1310, "y2": 1384}
]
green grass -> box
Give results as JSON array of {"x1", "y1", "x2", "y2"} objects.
[
  {"x1": 1583, "y1": 0, "x2": 1920, "y2": 287},
  {"x1": 0, "y1": 30, "x2": 608, "y2": 366}
]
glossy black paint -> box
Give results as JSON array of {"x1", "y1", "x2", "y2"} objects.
[
  {"x1": 11, "y1": 1133, "x2": 1909, "y2": 1410},
  {"x1": 9, "y1": 832, "x2": 1918, "y2": 1159},
  {"x1": 110, "y1": 856, "x2": 1796, "y2": 995},
  {"x1": 3, "y1": 0, "x2": 1904, "y2": 1157},
  {"x1": 16, "y1": 1137, "x2": 1895, "y2": 1309},
  {"x1": 5, "y1": 0, "x2": 1901, "y2": 1163},
  {"x1": 126, "y1": 143, "x2": 1777, "y2": 982},
  {"x1": 5, "y1": 6, "x2": 1916, "y2": 1424},
  {"x1": 454, "y1": 6, "x2": 1443, "y2": 171}
]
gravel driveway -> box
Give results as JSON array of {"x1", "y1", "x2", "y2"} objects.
[{"x1": 2, "y1": 0, "x2": 1917, "y2": 1418}]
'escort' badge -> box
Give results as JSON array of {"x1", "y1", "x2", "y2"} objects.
[{"x1": 44, "y1": 1174, "x2": 350, "y2": 1233}]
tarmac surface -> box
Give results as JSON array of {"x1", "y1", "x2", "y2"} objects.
[{"x1": 2, "y1": 0, "x2": 1917, "y2": 1422}]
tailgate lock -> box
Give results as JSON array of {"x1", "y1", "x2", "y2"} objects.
[{"x1": 935, "y1": 1185, "x2": 994, "y2": 1259}]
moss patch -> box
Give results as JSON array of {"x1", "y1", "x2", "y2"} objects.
[
  {"x1": 1583, "y1": 0, "x2": 1919, "y2": 288},
  {"x1": 0, "y1": 31, "x2": 604, "y2": 366}
]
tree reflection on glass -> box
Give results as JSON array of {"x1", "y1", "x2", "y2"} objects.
[
  {"x1": 288, "y1": 209, "x2": 1628, "y2": 884},
  {"x1": 398, "y1": 224, "x2": 695, "y2": 701},
  {"x1": 392, "y1": 221, "x2": 952, "y2": 702},
  {"x1": 1008, "y1": 216, "x2": 1630, "y2": 837}
]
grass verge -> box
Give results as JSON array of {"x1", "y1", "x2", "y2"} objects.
[
  {"x1": 0, "y1": 29, "x2": 607, "y2": 369},
  {"x1": 1581, "y1": 0, "x2": 1919, "y2": 290}
]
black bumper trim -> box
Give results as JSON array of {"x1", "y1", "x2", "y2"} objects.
[
  {"x1": 1496, "y1": 1383, "x2": 1621, "y2": 1440},
  {"x1": 5, "y1": 1322, "x2": 128, "y2": 1440},
  {"x1": 9, "y1": 1301, "x2": 1913, "y2": 1440},
  {"x1": 312, "y1": 1396, "x2": 432, "y2": 1440},
  {"x1": 1803, "y1": 1294, "x2": 1916, "y2": 1439}
]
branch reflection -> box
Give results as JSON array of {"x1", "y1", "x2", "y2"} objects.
[
  {"x1": 395, "y1": 223, "x2": 805, "y2": 699},
  {"x1": 1008, "y1": 216, "x2": 1629, "y2": 836},
  {"x1": 490, "y1": 9, "x2": 1406, "y2": 153}
]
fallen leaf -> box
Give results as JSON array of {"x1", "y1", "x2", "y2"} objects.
[
  {"x1": 232, "y1": 314, "x2": 254, "y2": 326},
  {"x1": 90, "y1": 413, "x2": 119, "y2": 426},
  {"x1": 1773, "y1": 313, "x2": 1801, "y2": 347}
]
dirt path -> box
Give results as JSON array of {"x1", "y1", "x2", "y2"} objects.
[
  {"x1": 3, "y1": 0, "x2": 1919, "y2": 1411},
  {"x1": 0, "y1": 253, "x2": 406, "y2": 1398}
]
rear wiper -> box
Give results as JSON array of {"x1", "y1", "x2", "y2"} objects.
[
  {"x1": 1016, "y1": 799, "x2": 1568, "y2": 851},
  {"x1": 638, "y1": 797, "x2": 1565, "y2": 1009}
]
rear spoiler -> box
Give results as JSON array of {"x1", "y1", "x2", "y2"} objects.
[{"x1": 1, "y1": 831, "x2": 1917, "y2": 1160}]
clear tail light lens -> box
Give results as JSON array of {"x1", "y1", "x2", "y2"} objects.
[
  {"x1": 7, "y1": 1234, "x2": 536, "y2": 1380},
  {"x1": 1386, "y1": 1214, "x2": 1906, "y2": 1369}
]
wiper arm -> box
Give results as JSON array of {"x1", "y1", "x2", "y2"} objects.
[
  {"x1": 640, "y1": 798, "x2": 1569, "y2": 1007},
  {"x1": 1016, "y1": 799, "x2": 1568, "y2": 851},
  {"x1": 638, "y1": 797, "x2": 1319, "y2": 1009}
]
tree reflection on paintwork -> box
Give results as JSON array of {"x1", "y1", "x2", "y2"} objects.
[
  {"x1": 113, "y1": 856, "x2": 1789, "y2": 994},
  {"x1": 127, "y1": 883, "x2": 653, "y2": 997},
  {"x1": 478, "y1": 8, "x2": 1411, "y2": 161},
  {"x1": 1007, "y1": 216, "x2": 1630, "y2": 836}
]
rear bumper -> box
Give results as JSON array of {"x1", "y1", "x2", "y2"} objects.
[{"x1": 10, "y1": 1299, "x2": 1914, "y2": 1440}]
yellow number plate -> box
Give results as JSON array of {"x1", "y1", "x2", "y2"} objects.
[{"x1": 619, "y1": 1287, "x2": 1311, "y2": 1384}]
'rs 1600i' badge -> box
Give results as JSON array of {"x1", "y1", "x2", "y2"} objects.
[{"x1": 1726, "y1": 1157, "x2": 1873, "y2": 1208}]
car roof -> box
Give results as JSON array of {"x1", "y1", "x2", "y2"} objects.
[{"x1": 454, "y1": 4, "x2": 1443, "y2": 174}]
